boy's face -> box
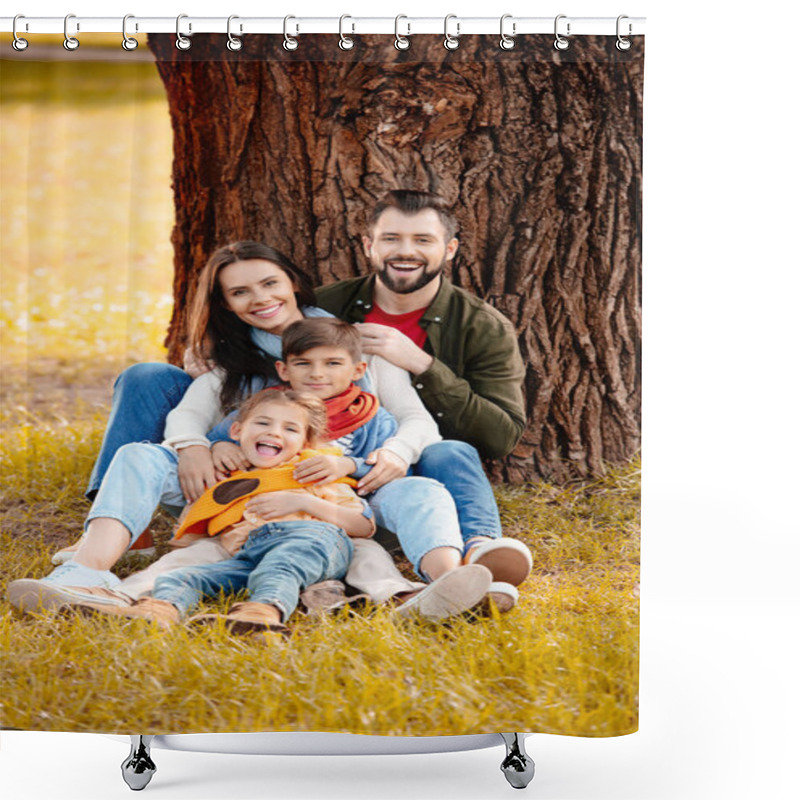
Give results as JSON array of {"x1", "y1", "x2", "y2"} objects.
[
  {"x1": 230, "y1": 401, "x2": 308, "y2": 468},
  {"x1": 276, "y1": 346, "x2": 367, "y2": 400}
]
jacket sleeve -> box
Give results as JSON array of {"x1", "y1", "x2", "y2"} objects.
[{"x1": 413, "y1": 319, "x2": 526, "y2": 459}]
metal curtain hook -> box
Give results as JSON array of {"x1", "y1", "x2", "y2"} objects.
[
  {"x1": 443, "y1": 14, "x2": 460, "y2": 50},
  {"x1": 394, "y1": 15, "x2": 410, "y2": 50},
  {"x1": 283, "y1": 15, "x2": 298, "y2": 51},
  {"x1": 227, "y1": 15, "x2": 242, "y2": 51},
  {"x1": 616, "y1": 14, "x2": 632, "y2": 51},
  {"x1": 12, "y1": 14, "x2": 29, "y2": 51},
  {"x1": 554, "y1": 14, "x2": 570, "y2": 51},
  {"x1": 122, "y1": 15, "x2": 139, "y2": 51},
  {"x1": 63, "y1": 13, "x2": 79, "y2": 51},
  {"x1": 499, "y1": 14, "x2": 515, "y2": 50},
  {"x1": 339, "y1": 14, "x2": 354, "y2": 50},
  {"x1": 175, "y1": 14, "x2": 191, "y2": 50}
]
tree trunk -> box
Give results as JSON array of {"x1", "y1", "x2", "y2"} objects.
[{"x1": 148, "y1": 34, "x2": 643, "y2": 484}]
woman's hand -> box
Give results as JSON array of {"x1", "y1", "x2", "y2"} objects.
[
  {"x1": 244, "y1": 491, "x2": 308, "y2": 522},
  {"x1": 183, "y1": 346, "x2": 215, "y2": 379},
  {"x1": 357, "y1": 449, "x2": 409, "y2": 495},
  {"x1": 210, "y1": 441, "x2": 251, "y2": 480},
  {"x1": 293, "y1": 455, "x2": 356, "y2": 485},
  {"x1": 177, "y1": 445, "x2": 217, "y2": 503}
]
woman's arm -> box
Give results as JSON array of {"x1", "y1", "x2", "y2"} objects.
[
  {"x1": 368, "y1": 355, "x2": 442, "y2": 466},
  {"x1": 162, "y1": 369, "x2": 226, "y2": 450}
]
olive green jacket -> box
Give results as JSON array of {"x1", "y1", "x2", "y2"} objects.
[{"x1": 315, "y1": 275, "x2": 526, "y2": 459}]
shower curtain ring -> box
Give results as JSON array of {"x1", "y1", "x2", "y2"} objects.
[
  {"x1": 122, "y1": 15, "x2": 139, "y2": 50},
  {"x1": 175, "y1": 14, "x2": 192, "y2": 50},
  {"x1": 443, "y1": 14, "x2": 460, "y2": 50},
  {"x1": 499, "y1": 14, "x2": 516, "y2": 50},
  {"x1": 63, "y1": 13, "x2": 79, "y2": 51},
  {"x1": 227, "y1": 15, "x2": 243, "y2": 51},
  {"x1": 283, "y1": 16, "x2": 299, "y2": 51},
  {"x1": 12, "y1": 15, "x2": 29, "y2": 51},
  {"x1": 339, "y1": 15, "x2": 354, "y2": 50},
  {"x1": 394, "y1": 15, "x2": 410, "y2": 50},
  {"x1": 616, "y1": 15, "x2": 632, "y2": 51},
  {"x1": 554, "y1": 14, "x2": 570, "y2": 50}
]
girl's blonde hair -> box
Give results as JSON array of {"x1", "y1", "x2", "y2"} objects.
[{"x1": 237, "y1": 389, "x2": 329, "y2": 447}]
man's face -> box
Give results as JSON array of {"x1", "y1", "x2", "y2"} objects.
[
  {"x1": 363, "y1": 208, "x2": 459, "y2": 296},
  {"x1": 276, "y1": 346, "x2": 367, "y2": 400}
]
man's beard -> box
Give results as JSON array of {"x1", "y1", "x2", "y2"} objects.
[{"x1": 376, "y1": 257, "x2": 446, "y2": 295}]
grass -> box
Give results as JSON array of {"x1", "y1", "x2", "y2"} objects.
[{"x1": 1, "y1": 396, "x2": 639, "y2": 737}]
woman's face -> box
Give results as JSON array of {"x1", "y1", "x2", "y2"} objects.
[{"x1": 218, "y1": 259, "x2": 304, "y2": 334}]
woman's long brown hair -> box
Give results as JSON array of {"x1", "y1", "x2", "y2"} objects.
[{"x1": 187, "y1": 241, "x2": 316, "y2": 412}]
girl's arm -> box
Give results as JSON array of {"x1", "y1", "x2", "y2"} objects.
[
  {"x1": 244, "y1": 491, "x2": 375, "y2": 538},
  {"x1": 368, "y1": 356, "x2": 442, "y2": 466}
]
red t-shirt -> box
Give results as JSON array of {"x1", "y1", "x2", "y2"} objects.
[{"x1": 363, "y1": 303, "x2": 429, "y2": 349}]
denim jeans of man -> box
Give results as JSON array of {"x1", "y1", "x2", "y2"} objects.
[
  {"x1": 411, "y1": 440, "x2": 502, "y2": 540},
  {"x1": 152, "y1": 521, "x2": 353, "y2": 621}
]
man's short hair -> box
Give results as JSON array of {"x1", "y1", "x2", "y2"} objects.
[
  {"x1": 282, "y1": 317, "x2": 362, "y2": 363},
  {"x1": 370, "y1": 190, "x2": 458, "y2": 241}
]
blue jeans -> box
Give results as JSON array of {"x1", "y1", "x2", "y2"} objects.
[
  {"x1": 86, "y1": 363, "x2": 193, "y2": 498},
  {"x1": 87, "y1": 442, "x2": 185, "y2": 546},
  {"x1": 369, "y1": 476, "x2": 463, "y2": 577},
  {"x1": 411, "y1": 441, "x2": 502, "y2": 541},
  {"x1": 152, "y1": 521, "x2": 353, "y2": 622}
]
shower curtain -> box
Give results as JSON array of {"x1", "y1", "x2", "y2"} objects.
[{"x1": 1, "y1": 28, "x2": 642, "y2": 739}]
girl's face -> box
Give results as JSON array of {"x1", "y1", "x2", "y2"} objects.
[
  {"x1": 218, "y1": 259, "x2": 304, "y2": 334},
  {"x1": 230, "y1": 400, "x2": 309, "y2": 468}
]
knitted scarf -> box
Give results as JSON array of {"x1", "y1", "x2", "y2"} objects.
[{"x1": 324, "y1": 384, "x2": 380, "y2": 439}]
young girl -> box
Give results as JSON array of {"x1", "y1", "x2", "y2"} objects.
[{"x1": 66, "y1": 389, "x2": 376, "y2": 636}]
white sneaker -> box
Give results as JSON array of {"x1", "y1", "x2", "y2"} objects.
[
  {"x1": 7, "y1": 562, "x2": 122, "y2": 614},
  {"x1": 463, "y1": 538, "x2": 533, "y2": 586},
  {"x1": 393, "y1": 564, "x2": 492, "y2": 622}
]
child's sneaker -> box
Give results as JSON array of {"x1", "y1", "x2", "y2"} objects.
[
  {"x1": 52, "y1": 529, "x2": 156, "y2": 565},
  {"x1": 69, "y1": 597, "x2": 179, "y2": 629},
  {"x1": 463, "y1": 538, "x2": 533, "y2": 586},
  {"x1": 393, "y1": 564, "x2": 492, "y2": 622},
  {"x1": 477, "y1": 581, "x2": 519, "y2": 615},
  {"x1": 6, "y1": 561, "x2": 122, "y2": 614},
  {"x1": 188, "y1": 602, "x2": 290, "y2": 638}
]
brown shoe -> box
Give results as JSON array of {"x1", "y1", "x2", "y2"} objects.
[
  {"x1": 475, "y1": 582, "x2": 519, "y2": 615},
  {"x1": 69, "y1": 597, "x2": 179, "y2": 629},
  {"x1": 188, "y1": 602, "x2": 290, "y2": 638},
  {"x1": 463, "y1": 538, "x2": 533, "y2": 586}
]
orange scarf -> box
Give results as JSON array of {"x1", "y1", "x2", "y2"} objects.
[
  {"x1": 174, "y1": 448, "x2": 357, "y2": 540},
  {"x1": 324, "y1": 384, "x2": 380, "y2": 439}
]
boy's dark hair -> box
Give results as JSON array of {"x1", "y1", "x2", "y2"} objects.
[
  {"x1": 237, "y1": 388, "x2": 329, "y2": 446},
  {"x1": 281, "y1": 317, "x2": 362, "y2": 363},
  {"x1": 369, "y1": 190, "x2": 458, "y2": 241}
]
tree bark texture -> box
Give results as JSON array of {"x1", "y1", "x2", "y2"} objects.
[{"x1": 148, "y1": 34, "x2": 643, "y2": 484}]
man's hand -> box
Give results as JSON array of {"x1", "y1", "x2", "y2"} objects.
[
  {"x1": 210, "y1": 441, "x2": 251, "y2": 481},
  {"x1": 244, "y1": 491, "x2": 308, "y2": 522},
  {"x1": 177, "y1": 445, "x2": 217, "y2": 503},
  {"x1": 293, "y1": 454, "x2": 356, "y2": 485},
  {"x1": 357, "y1": 448, "x2": 409, "y2": 495},
  {"x1": 355, "y1": 323, "x2": 434, "y2": 375},
  {"x1": 183, "y1": 346, "x2": 215, "y2": 379}
]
